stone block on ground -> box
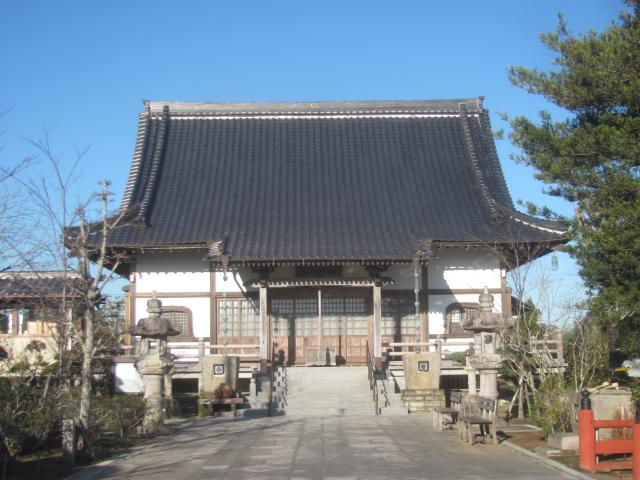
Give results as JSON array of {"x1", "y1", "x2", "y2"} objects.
[
  {"x1": 535, "y1": 446, "x2": 564, "y2": 457},
  {"x1": 547, "y1": 432, "x2": 578, "y2": 451}
]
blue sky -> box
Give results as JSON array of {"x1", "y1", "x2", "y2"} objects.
[{"x1": 0, "y1": 1, "x2": 624, "y2": 302}]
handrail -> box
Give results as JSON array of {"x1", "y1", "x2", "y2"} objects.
[{"x1": 365, "y1": 340, "x2": 379, "y2": 416}]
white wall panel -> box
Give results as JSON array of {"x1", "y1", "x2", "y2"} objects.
[
  {"x1": 135, "y1": 253, "x2": 209, "y2": 293},
  {"x1": 428, "y1": 249, "x2": 501, "y2": 290}
]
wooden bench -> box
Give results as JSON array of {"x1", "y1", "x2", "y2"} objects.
[
  {"x1": 432, "y1": 390, "x2": 463, "y2": 431},
  {"x1": 458, "y1": 397, "x2": 498, "y2": 445},
  {"x1": 199, "y1": 397, "x2": 244, "y2": 417}
]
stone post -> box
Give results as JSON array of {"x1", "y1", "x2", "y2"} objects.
[
  {"x1": 465, "y1": 363, "x2": 477, "y2": 394},
  {"x1": 163, "y1": 371, "x2": 174, "y2": 415}
]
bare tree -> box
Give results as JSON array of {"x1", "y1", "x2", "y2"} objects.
[
  {"x1": 68, "y1": 180, "x2": 129, "y2": 457},
  {"x1": 8, "y1": 135, "x2": 129, "y2": 463}
]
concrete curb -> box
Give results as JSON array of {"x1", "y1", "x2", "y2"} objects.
[{"x1": 502, "y1": 440, "x2": 614, "y2": 480}]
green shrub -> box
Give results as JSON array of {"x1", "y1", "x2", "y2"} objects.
[
  {"x1": 531, "y1": 375, "x2": 573, "y2": 437},
  {"x1": 92, "y1": 395, "x2": 145, "y2": 446},
  {"x1": 447, "y1": 352, "x2": 467, "y2": 365}
]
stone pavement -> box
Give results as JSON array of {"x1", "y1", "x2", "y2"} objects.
[{"x1": 69, "y1": 415, "x2": 579, "y2": 480}]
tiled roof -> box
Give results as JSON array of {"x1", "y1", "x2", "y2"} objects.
[
  {"x1": 0, "y1": 272, "x2": 80, "y2": 299},
  {"x1": 110, "y1": 98, "x2": 565, "y2": 261}
]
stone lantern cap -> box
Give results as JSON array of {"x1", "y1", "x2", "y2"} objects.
[
  {"x1": 461, "y1": 287, "x2": 514, "y2": 333},
  {"x1": 131, "y1": 296, "x2": 180, "y2": 339}
]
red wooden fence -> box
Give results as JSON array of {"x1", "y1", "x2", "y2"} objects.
[{"x1": 578, "y1": 390, "x2": 640, "y2": 479}]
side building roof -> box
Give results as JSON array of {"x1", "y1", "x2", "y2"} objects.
[
  {"x1": 0, "y1": 271, "x2": 81, "y2": 303},
  {"x1": 109, "y1": 98, "x2": 565, "y2": 264}
]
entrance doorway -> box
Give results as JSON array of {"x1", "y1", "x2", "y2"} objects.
[{"x1": 270, "y1": 290, "x2": 370, "y2": 365}]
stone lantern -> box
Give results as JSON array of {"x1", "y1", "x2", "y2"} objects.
[
  {"x1": 132, "y1": 296, "x2": 179, "y2": 431},
  {"x1": 462, "y1": 287, "x2": 513, "y2": 400}
]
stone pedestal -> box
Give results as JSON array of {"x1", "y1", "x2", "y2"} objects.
[
  {"x1": 200, "y1": 354, "x2": 239, "y2": 394},
  {"x1": 136, "y1": 348, "x2": 174, "y2": 431},
  {"x1": 479, "y1": 370, "x2": 499, "y2": 399},
  {"x1": 403, "y1": 352, "x2": 441, "y2": 390},
  {"x1": 467, "y1": 354, "x2": 502, "y2": 400}
]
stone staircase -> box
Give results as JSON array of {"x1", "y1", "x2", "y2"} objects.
[
  {"x1": 244, "y1": 365, "x2": 410, "y2": 417},
  {"x1": 283, "y1": 366, "x2": 375, "y2": 416},
  {"x1": 377, "y1": 375, "x2": 409, "y2": 416}
]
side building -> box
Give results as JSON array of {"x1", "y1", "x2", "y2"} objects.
[{"x1": 107, "y1": 98, "x2": 565, "y2": 370}]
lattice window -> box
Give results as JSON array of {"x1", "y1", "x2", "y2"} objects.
[
  {"x1": 445, "y1": 303, "x2": 477, "y2": 335},
  {"x1": 321, "y1": 298, "x2": 342, "y2": 336},
  {"x1": 321, "y1": 297, "x2": 367, "y2": 336},
  {"x1": 382, "y1": 296, "x2": 416, "y2": 336},
  {"x1": 294, "y1": 298, "x2": 318, "y2": 336},
  {"x1": 271, "y1": 298, "x2": 317, "y2": 337},
  {"x1": 218, "y1": 298, "x2": 259, "y2": 337},
  {"x1": 344, "y1": 298, "x2": 367, "y2": 335},
  {"x1": 160, "y1": 306, "x2": 193, "y2": 339}
]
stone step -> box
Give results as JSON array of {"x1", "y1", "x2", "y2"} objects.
[
  {"x1": 274, "y1": 366, "x2": 375, "y2": 417},
  {"x1": 379, "y1": 407, "x2": 409, "y2": 416}
]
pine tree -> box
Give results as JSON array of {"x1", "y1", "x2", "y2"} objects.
[{"x1": 508, "y1": 1, "x2": 640, "y2": 355}]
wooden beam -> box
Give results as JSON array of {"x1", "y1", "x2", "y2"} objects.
[
  {"x1": 135, "y1": 291, "x2": 212, "y2": 298},
  {"x1": 426, "y1": 288, "x2": 503, "y2": 295}
]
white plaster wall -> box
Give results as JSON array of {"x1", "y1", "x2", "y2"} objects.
[
  {"x1": 113, "y1": 362, "x2": 144, "y2": 394},
  {"x1": 428, "y1": 293, "x2": 504, "y2": 336},
  {"x1": 135, "y1": 296, "x2": 211, "y2": 338},
  {"x1": 134, "y1": 252, "x2": 209, "y2": 293},
  {"x1": 428, "y1": 249, "x2": 501, "y2": 290}
]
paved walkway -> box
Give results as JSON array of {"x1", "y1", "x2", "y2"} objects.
[{"x1": 69, "y1": 415, "x2": 579, "y2": 480}]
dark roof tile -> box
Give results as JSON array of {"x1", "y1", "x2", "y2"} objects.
[{"x1": 110, "y1": 99, "x2": 565, "y2": 259}]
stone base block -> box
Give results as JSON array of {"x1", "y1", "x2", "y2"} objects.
[
  {"x1": 547, "y1": 432, "x2": 579, "y2": 451},
  {"x1": 535, "y1": 446, "x2": 564, "y2": 457},
  {"x1": 401, "y1": 389, "x2": 445, "y2": 412}
]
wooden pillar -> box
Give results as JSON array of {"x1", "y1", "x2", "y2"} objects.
[
  {"x1": 373, "y1": 282, "x2": 382, "y2": 358},
  {"x1": 500, "y1": 264, "x2": 512, "y2": 317},
  {"x1": 259, "y1": 284, "x2": 269, "y2": 360},
  {"x1": 420, "y1": 265, "x2": 429, "y2": 343},
  {"x1": 209, "y1": 268, "x2": 217, "y2": 346},
  {"x1": 126, "y1": 264, "x2": 137, "y2": 346},
  {"x1": 11, "y1": 308, "x2": 19, "y2": 335}
]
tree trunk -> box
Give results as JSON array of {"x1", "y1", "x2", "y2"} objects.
[
  {"x1": 78, "y1": 307, "x2": 95, "y2": 458},
  {"x1": 61, "y1": 416, "x2": 75, "y2": 465},
  {"x1": 517, "y1": 381, "x2": 525, "y2": 419},
  {"x1": 2, "y1": 451, "x2": 7, "y2": 480}
]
